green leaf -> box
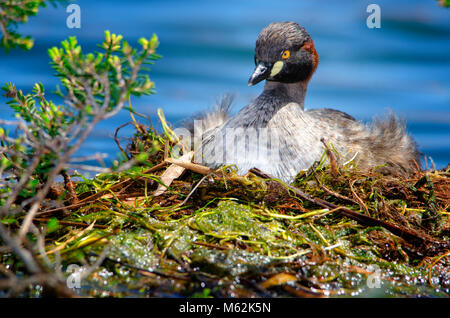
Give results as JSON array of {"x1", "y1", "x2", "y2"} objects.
[{"x1": 46, "y1": 217, "x2": 59, "y2": 234}]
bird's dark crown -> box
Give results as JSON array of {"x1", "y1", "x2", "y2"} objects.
[{"x1": 250, "y1": 22, "x2": 319, "y2": 85}]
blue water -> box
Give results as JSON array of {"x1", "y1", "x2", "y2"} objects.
[{"x1": 0, "y1": 0, "x2": 449, "y2": 169}]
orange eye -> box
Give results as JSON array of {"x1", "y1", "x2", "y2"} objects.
[{"x1": 281, "y1": 50, "x2": 290, "y2": 59}]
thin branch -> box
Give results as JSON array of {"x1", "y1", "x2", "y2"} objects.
[{"x1": 0, "y1": 223, "x2": 41, "y2": 274}]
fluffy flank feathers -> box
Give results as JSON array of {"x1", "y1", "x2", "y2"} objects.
[{"x1": 356, "y1": 113, "x2": 421, "y2": 175}]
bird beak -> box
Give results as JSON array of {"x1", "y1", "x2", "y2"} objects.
[{"x1": 248, "y1": 62, "x2": 271, "y2": 86}]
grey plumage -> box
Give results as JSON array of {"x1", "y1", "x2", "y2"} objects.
[{"x1": 182, "y1": 22, "x2": 420, "y2": 182}]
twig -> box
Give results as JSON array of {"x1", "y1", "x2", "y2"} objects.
[
  {"x1": 313, "y1": 174, "x2": 358, "y2": 205},
  {"x1": 179, "y1": 173, "x2": 211, "y2": 206},
  {"x1": 165, "y1": 158, "x2": 212, "y2": 175},
  {"x1": 62, "y1": 170, "x2": 79, "y2": 204},
  {"x1": 320, "y1": 138, "x2": 339, "y2": 178},
  {"x1": 75, "y1": 161, "x2": 168, "y2": 204},
  {"x1": 114, "y1": 122, "x2": 131, "y2": 160},
  {"x1": 79, "y1": 244, "x2": 111, "y2": 281},
  {"x1": 0, "y1": 223, "x2": 41, "y2": 274},
  {"x1": 35, "y1": 201, "x2": 94, "y2": 217},
  {"x1": 349, "y1": 179, "x2": 370, "y2": 215},
  {"x1": 427, "y1": 250, "x2": 450, "y2": 287},
  {"x1": 33, "y1": 218, "x2": 107, "y2": 230},
  {"x1": 192, "y1": 241, "x2": 230, "y2": 250},
  {"x1": 0, "y1": 148, "x2": 43, "y2": 214}
]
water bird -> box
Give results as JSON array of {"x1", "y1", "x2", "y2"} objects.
[{"x1": 184, "y1": 22, "x2": 420, "y2": 182}]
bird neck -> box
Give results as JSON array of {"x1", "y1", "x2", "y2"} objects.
[{"x1": 263, "y1": 80, "x2": 308, "y2": 109}]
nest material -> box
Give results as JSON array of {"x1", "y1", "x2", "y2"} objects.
[{"x1": 4, "y1": 122, "x2": 449, "y2": 298}]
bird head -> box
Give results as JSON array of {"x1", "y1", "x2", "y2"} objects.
[{"x1": 248, "y1": 22, "x2": 319, "y2": 86}]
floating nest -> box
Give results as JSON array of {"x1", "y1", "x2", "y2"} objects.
[{"x1": 2, "y1": 115, "x2": 449, "y2": 298}]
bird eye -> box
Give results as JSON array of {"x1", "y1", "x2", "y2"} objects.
[{"x1": 281, "y1": 50, "x2": 290, "y2": 59}]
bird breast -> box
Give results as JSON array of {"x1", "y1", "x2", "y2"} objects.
[{"x1": 194, "y1": 102, "x2": 334, "y2": 182}]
